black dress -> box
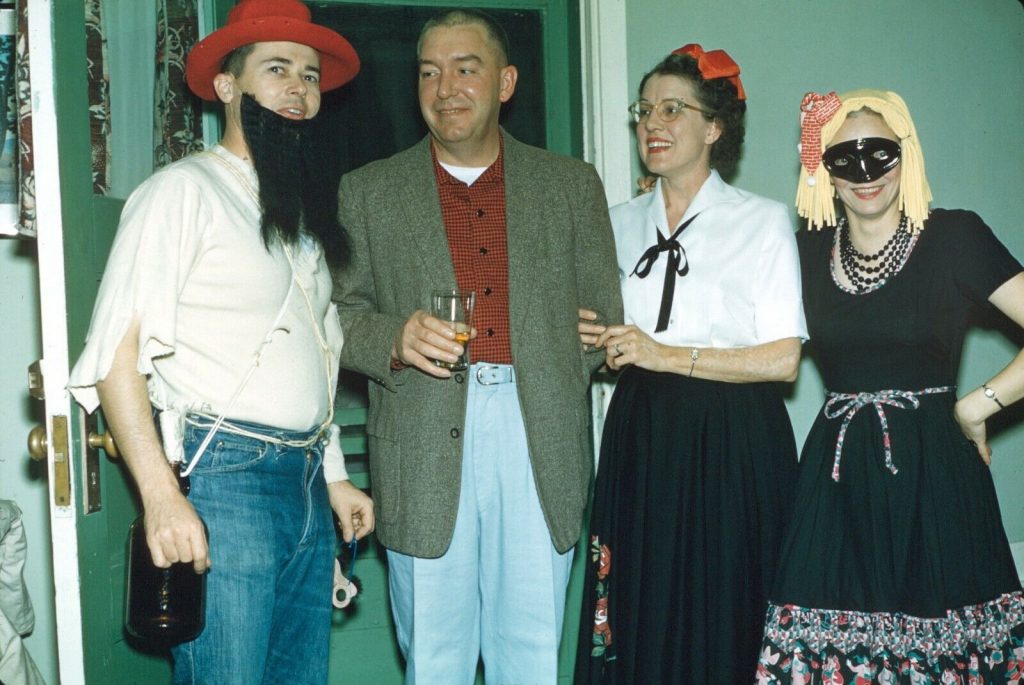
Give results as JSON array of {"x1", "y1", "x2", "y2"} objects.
[
  {"x1": 576, "y1": 370, "x2": 799, "y2": 683},
  {"x1": 758, "y1": 209, "x2": 1024, "y2": 684}
]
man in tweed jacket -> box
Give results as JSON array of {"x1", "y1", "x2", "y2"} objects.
[{"x1": 334, "y1": 8, "x2": 621, "y2": 683}]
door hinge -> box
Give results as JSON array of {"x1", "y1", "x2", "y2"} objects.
[{"x1": 28, "y1": 360, "x2": 44, "y2": 400}]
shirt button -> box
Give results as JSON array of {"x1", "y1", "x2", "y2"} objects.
[
  {"x1": 454, "y1": 373, "x2": 464, "y2": 384},
  {"x1": 487, "y1": 328, "x2": 495, "y2": 337},
  {"x1": 450, "y1": 427, "x2": 460, "y2": 439},
  {"x1": 479, "y1": 247, "x2": 488, "y2": 255},
  {"x1": 484, "y1": 287, "x2": 492, "y2": 295},
  {"x1": 476, "y1": 209, "x2": 485, "y2": 218}
]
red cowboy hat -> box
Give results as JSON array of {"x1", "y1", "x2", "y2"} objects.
[{"x1": 185, "y1": 0, "x2": 360, "y2": 101}]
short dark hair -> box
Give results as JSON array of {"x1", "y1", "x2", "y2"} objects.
[
  {"x1": 638, "y1": 53, "x2": 746, "y2": 173},
  {"x1": 417, "y1": 8, "x2": 510, "y2": 66},
  {"x1": 220, "y1": 44, "x2": 256, "y2": 78}
]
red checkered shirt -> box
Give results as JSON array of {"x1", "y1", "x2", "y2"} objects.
[{"x1": 432, "y1": 141, "x2": 512, "y2": 364}]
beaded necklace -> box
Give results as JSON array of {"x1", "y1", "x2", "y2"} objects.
[{"x1": 830, "y1": 214, "x2": 919, "y2": 295}]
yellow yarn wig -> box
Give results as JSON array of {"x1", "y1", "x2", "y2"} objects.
[{"x1": 796, "y1": 89, "x2": 932, "y2": 232}]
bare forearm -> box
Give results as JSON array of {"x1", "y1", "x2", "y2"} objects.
[
  {"x1": 957, "y1": 348, "x2": 1024, "y2": 424},
  {"x1": 662, "y1": 337, "x2": 802, "y2": 383},
  {"x1": 953, "y1": 272, "x2": 1024, "y2": 463},
  {"x1": 94, "y1": 320, "x2": 179, "y2": 504},
  {"x1": 96, "y1": 320, "x2": 208, "y2": 569},
  {"x1": 960, "y1": 273, "x2": 1024, "y2": 419}
]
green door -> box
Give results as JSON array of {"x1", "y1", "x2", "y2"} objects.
[{"x1": 33, "y1": 0, "x2": 172, "y2": 682}]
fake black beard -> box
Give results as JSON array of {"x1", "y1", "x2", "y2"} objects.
[{"x1": 240, "y1": 94, "x2": 349, "y2": 268}]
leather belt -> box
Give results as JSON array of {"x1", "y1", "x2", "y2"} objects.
[{"x1": 473, "y1": 364, "x2": 516, "y2": 385}]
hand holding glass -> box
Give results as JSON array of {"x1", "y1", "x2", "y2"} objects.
[{"x1": 431, "y1": 290, "x2": 475, "y2": 371}]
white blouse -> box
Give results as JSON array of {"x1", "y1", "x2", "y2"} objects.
[
  {"x1": 611, "y1": 171, "x2": 807, "y2": 348},
  {"x1": 68, "y1": 146, "x2": 348, "y2": 480}
]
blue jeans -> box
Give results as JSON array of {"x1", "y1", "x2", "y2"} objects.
[{"x1": 171, "y1": 419, "x2": 334, "y2": 685}]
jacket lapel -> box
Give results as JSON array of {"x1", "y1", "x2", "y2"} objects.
[{"x1": 397, "y1": 137, "x2": 458, "y2": 285}]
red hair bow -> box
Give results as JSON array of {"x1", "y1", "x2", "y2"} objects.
[
  {"x1": 798, "y1": 91, "x2": 842, "y2": 175},
  {"x1": 672, "y1": 43, "x2": 746, "y2": 100}
]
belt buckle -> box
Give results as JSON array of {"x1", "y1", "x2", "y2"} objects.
[{"x1": 475, "y1": 364, "x2": 502, "y2": 385}]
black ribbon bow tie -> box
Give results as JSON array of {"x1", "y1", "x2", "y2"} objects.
[{"x1": 630, "y1": 212, "x2": 701, "y2": 333}]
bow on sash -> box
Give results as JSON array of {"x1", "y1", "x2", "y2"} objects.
[
  {"x1": 630, "y1": 213, "x2": 701, "y2": 333},
  {"x1": 822, "y1": 386, "x2": 954, "y2": 482}
]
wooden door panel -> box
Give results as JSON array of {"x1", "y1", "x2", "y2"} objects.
[{"x1": 43, "y1": 0, "x2": 172, "y2": 680}]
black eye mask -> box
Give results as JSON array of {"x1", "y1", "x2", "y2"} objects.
[{"x1": 822, "y1": 137, "x2": 901, "y2": 183}]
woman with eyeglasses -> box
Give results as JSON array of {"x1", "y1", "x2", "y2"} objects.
[
  {"x1": 757, "y1": 90, "x2": 1024, "y2": 683},
  {"x1": 574, "y1": 46, "x2": 807, "y2": 684}
]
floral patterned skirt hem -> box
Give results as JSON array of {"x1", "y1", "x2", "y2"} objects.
[{"x1": 757, "y1": 593, "x2": 1024, "y2": 684}]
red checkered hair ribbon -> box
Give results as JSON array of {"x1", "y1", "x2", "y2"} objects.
[
  {"x1": 672, "y1": 44, "x2": 746, "y2": 100},
  {"x1": 799, "y1": 91, "x2": 842, "y2": 174}
]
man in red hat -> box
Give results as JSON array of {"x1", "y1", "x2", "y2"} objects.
[
  {"x1": 335, "y1": 8, "x2": 622, "y2": 683},
  {"x1": 68, "y1": 1, "x2": 371, "y2": 682}
]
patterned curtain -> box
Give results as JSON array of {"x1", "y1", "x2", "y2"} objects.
[
  {"x1": 7, "y1": 0, "x2": 110, "y2": 238},
  {"x1": 154, "y1": 0, "x2": 202, "y2": 168},
  {"x1": 84, "y1": 0, "x2": 110, "y2": 195},
  {"x1": 14, "y1": 1, "x2": 34, "y2": 237}
]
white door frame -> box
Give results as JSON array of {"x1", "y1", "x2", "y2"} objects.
[
  {"x1": 579, "y1": 0, "x2": 630, "y2": 206},
  {"x1": 29, "y1": 0, "x2": 87, "y2": 681},
  {"x1": 580, "y1": 0, "x2": 629, "y2": 461}
]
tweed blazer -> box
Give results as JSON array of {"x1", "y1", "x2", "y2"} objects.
[{"x1": 335, "y1": 132, "x2": 622, "y2": 557}]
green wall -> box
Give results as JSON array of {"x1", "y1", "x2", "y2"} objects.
[
  {"x1": 622, "y1": 0, "x2": 1024, "y2": 541},
  {"x1": 0, "y1": 240, "x2": 57, "y2": 683}
]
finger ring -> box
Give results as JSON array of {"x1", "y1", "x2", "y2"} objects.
[{"x1": 614, "y1": 343, "x2": 622, "y2": 355}]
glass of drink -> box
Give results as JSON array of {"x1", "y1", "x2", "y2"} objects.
[{"x1": 430, "y1": 289, "x2": 475, "y2": 371}]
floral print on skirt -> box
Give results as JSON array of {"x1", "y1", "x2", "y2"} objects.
[
  {"x1": 757, "y1": 593, "x2": 1024, "y2": 684},
  {"x1": 587, "y1": 536, "x2": 614, "y2": 660}
]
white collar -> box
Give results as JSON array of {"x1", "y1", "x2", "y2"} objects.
[{"x1": 642, "y1": 170, "x2": 743, "y2": 232}]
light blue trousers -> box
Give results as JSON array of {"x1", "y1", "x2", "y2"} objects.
[{"x1": 387, "y1": 364, "x2": 574, "y2": 685}]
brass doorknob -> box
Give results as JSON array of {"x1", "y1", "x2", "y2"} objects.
[
  {"x1": 27, "y1": 425, "x2": 47, "y2": 461},
  {"x1": 28, "y1": 425, "x2": 119, "y2": 459},
  {"x1": 88, "y1": 431, "x2": 119, "y2": 458}
]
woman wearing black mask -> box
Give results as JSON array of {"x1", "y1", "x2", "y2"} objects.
[{"x1": 758, "y1": 89, "x2": 1024, "y2": 684}]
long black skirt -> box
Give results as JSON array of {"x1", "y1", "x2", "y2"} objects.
[
  {"x1": 757, "y1": 392, "x2": 1024, "y2": 683},
  {"x1": 575, "y1": 367, "x2": 798, "y2": 684}
]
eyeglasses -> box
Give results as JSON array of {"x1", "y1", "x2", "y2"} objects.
[{"x1": 628, "y1": 98, "x2": 713, "y2": 124}]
